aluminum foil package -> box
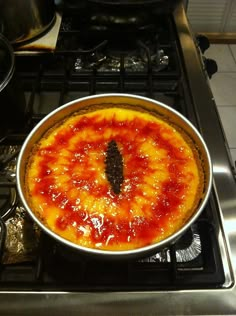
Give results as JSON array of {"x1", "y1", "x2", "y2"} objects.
[{"x1": 2, "y1": 206, "x2": 40, "y2": 265}]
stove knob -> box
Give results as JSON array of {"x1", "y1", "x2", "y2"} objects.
[
  {"x1": 203, "y1": 57, "x2": 218, "y2": 79},
  {"x1": 196, "y1": 34, "x2": 210, "y2": 53}
]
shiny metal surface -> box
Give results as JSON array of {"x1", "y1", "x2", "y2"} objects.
[
  {"x1": 0, "y1": 2, "x2": 236, "y2": 315},
  {"x1": 0, "y1": 0, "x2": 55, "y2": 44},
  {"x1": 16, "y1": 93, "x2": 212, "y2": 260}
]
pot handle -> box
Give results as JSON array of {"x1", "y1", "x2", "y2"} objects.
[{"x1": 0, "y1": 218, "x2": 6, "y2": 264}]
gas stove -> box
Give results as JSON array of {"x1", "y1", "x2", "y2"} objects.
[{"x1": 0, "y1": 2, "x2": 235, "y2": 315}]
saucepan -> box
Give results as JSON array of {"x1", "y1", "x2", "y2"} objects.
[
  {"x1": 0, "y1": 34, "x2": 26, "y2": 136},
  {"x1": 0, "y1": 0, "x2": 55, "y2": 44},
  {"x1": 16, "y1": 94, "x2": 212, "y2": 260}
]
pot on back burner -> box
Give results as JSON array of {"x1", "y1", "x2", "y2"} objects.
[
  {"x1": 0, "y1": 34, "x2": 26, "y2": 137},
  {"x1": 0, "y1": 0, "x2": 55, "y2": 45},
  {"x1": 63, "y1": 0, "x2": 179, "y2": 10},
  {"x1": 63, "y1": 0, "x2": 179, "y2": 47}
]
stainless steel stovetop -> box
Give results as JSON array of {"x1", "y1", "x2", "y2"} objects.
[{"x1": 0, "y1": 2, "x2": 236, "y2": 315}]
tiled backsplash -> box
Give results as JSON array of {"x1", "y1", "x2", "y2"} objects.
[{"x1": 205, "y1": 44, "x2": 236, "y2": 165}]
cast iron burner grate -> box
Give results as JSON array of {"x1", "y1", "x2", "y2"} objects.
[
  {"x1": 0, "y1": 12, "x2": 225, "y2": 291},
  {"x1": 33, "y1": 202, "x2": 224, "y2": 291}
]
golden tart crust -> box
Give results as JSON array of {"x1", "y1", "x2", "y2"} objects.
[{"x1": 25, "y1": 106, "x2": 204, "y2": 251}]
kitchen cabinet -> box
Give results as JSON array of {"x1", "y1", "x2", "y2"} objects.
[{"x1": 187, "y1": 0, "x2": 236, "y2": 33}]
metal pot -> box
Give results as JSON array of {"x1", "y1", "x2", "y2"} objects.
[
  {"x1": 16, "y1": 94, "x2": 212, "y2": 260},
  {"x1": 0, "y1": 34, "x2": 26, "y2": 136},
  {"x1": 0, "y1": 0, "x2": 56, "y2": 44},
  {"x1": 64, "y1": 0, "x2": 178, "y2": 8}
]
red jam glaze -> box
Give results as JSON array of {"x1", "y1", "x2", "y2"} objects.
[{"x1": 32, "y1": 113, "x2": 192, "y2": 248}]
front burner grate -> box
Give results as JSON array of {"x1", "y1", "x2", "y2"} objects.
[{"x1": 0, "y1": 203, "x2": 225, "y2": 291}]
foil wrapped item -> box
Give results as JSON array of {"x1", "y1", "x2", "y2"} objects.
[
  {"x1": 2, "y1": 205, "x2": 40, "y2": 265},
  {"x1": 139, "y1": 224, "x2": 202, "y2": 263},
  {"x1": 0, "y1": 144, "x2": 40, "y2": 264}
]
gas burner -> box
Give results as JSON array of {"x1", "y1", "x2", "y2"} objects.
[
  {"x1": 139, "y1": 224, "x2": 201, "y2": 263},
  {"x1": 74, "y1": 42, "x2": 169, "y2": 72}
]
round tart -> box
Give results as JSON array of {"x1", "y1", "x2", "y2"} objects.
[{"x1": 25, "y1": 106, "x2": 204, "y2": 251}]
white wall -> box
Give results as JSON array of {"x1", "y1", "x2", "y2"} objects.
[{"x1": 187, "y1": 0, "x2": 236, "y2": 32}]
